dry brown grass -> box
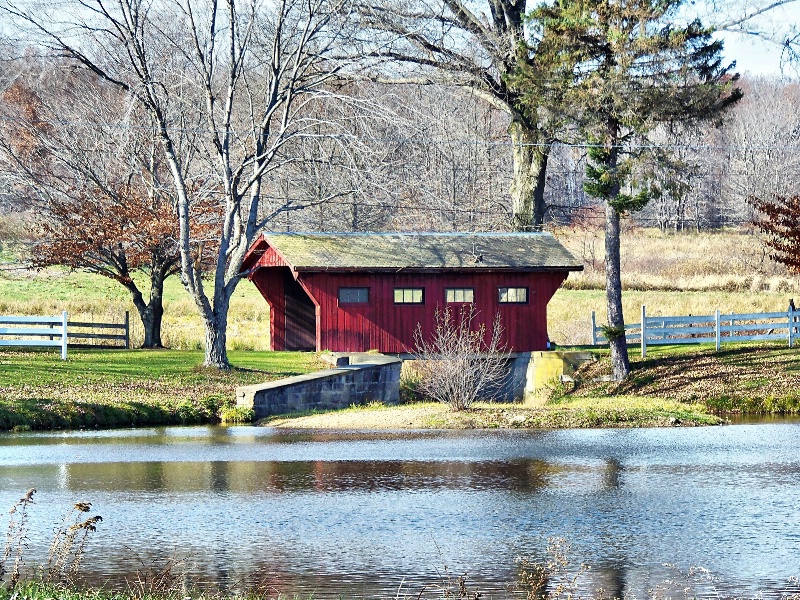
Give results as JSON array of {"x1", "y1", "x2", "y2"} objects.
[
  {"x1": 558, "y1": 344, "x2": 800, "y2": 414},
  {"x1": 549, "y1": 226, "x2": 800, "y2": 345},
  {"x1": 554, "y1": 225, "x2": 797, "y2": 291},
  {"x1": 548, "y1": 289, "x2": 795, "y2": 345},
  {"x1": 0, "y1": 266, "x2": 270, "y2": 351}
]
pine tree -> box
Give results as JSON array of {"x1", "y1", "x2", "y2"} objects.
[{"x1": 517, "y1": 0, "x2": 742, "y2": 379}]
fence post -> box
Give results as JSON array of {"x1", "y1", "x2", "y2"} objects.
[
  {"x1": 789, "y1": 306, "x2": 794, "y2": 349},
  {"x1": 641, "y1": 304, "x2": 647, "y2": 358},
  {"x1": 715, "y1": 310, "x2": 721, "y2": 352},
  {"x1": 60, "y1": 311, "x2": 68, "y2": 360},
  {"x1": 591, "y1": 310, "x2": 597, "y2": 345},
  {"x1": 124, "y1": 311, "x2": 130, "y2": 349}
]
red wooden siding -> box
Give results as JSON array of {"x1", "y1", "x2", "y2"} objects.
[
  {"x1": 308, "y1": 271, "x2": 565, "y2": 353},
  {"x1": 250, "y1": 266, "x2": 566, "y2": 353}
]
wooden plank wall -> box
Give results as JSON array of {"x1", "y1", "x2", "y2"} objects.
[
  {"x1": 300, "y1": 271, "x2": 567, "y2": 353},
  {"x1": 249, "y1": 244, "x2": 569, "y2": 353}
]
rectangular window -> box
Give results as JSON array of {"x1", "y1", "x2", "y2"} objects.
[
  {"x1": 498, "y1": 287, "x2": 528, "y2": 304},
  {"x1": 394, "y1": 288, "x2": 424, "y2": 304},
  {"x1": 445, "y1": 288, "x2": 474, "y2": 303},
  {"x1": 338, "y1": 287, "x2": 369, "y2": 304}
]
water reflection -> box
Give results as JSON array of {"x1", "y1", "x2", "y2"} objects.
[
  {"x1": 0, "y1": 425, "x2": 799, "y2": 598},
  {"x1": 0, "y1": 459, "x2": 616, "y2": 494}
]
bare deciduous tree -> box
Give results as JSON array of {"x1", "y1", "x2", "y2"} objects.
[
  {"x1": 697, "y1": 0, "x2": 800, "y2": 70},
  {"x1": 2, "y1": 0, "x2": 353, "y2": 368},
  {"x1": 0, "y1": 72, "x2": 195, "y2": 347},
  {"x1": 353, "y1": 0, "x2": 560, "y2": 230}
]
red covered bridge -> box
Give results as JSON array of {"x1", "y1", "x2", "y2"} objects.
[{"x1": 240, "y1": 232, "x2": 582, "y2": 353}]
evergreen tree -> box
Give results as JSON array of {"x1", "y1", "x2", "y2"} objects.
[{"x1": 518, "y1": 0, "x2": 742, "y2": 379}]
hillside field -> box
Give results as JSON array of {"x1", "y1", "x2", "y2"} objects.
[{"x1": 1, "y1": 226, "x2": 797, "y2": 348}]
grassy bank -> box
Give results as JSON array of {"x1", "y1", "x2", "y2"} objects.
[
  {"x1": 3, "y1": 342, "x2": 795, "y2": 431},
  {"x1": 556, "y1": 342, "x2": 800, "y2": 414},
  {"x1": 265, "y1": 342, "x2": 800, "y2": 429},
  {"x1": 0, "y1": 349, "x2": 321, "y2": 431},
  {"x1": 265, "y1": 396, "x2": 721, "y2": 429}
]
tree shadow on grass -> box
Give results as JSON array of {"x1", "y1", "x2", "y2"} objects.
[{"x1": 567, "y1": 344, "x2": 800, "y2": 414}]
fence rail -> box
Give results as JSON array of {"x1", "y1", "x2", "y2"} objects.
[
  {"x1": 591, "y1": 304, "x2": 800, "y2": 357},
  {"x1": 0, "y1": 312, "x2": 130, "y2": 359}
]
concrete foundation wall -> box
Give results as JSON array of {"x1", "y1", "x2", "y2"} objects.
[
  {"x1": 495, "y1": 351, "x2": 597, "y2": 405},
  {"x1": 236, "y1": 354, "x2": 401, "y2": 419},
  {"x1": 237, "y1": 351, "x2": 593, "y2": 420}
]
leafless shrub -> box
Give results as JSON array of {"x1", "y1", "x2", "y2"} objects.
[
  {"x1": 1, "y1": 487, "x2": 36, "y2": 587},
  {"x1": 44, "y1": 501, "x2": 102, "y2": 584},
  {"x1": 516, "y1": 537, "x2": 590, "y2": 600},
  {"x1": 412, "y1": 305, "x2": 509, "y2": 411},
  {"x1": 125, "y1": 550, "x2": 191, "y2": 599}
]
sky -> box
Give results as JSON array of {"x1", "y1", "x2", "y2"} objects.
[
  {"x1": 721, "y1": 33, "x2": 796, "y2": 76},
  {"x1": 714, "y1": 2, "x2": 800, "y2": 77}
]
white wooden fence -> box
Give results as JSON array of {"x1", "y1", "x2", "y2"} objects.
[
  {"x1": 0, "y1": 312, "x2": 68, "y2": 359},
  {"x1": 591, "y1": 304, "x2": 800, "y2": 357},
  {"x1": 0, "y1": 312, "x2": 130, "y2": 360}
]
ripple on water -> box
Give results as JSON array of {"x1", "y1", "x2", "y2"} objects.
[{"x1": 0, "y1": 423, "x2": 798, "y2": 598}]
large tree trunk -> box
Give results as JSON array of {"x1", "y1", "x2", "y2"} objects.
[
  {"x1": 509, "y1": 120, "x2": 549, "y2": 230},
  {"x1": 126, "y1": 274, "x2": 166, "y2": 349},
  {"x1": 604, "y1": 129, "x2": 631, "y2": 381},
  {"x1": 605, "y1": 202, "x2": 630, "y2": 380},
  {"x1": 203, "y1": 291, "x2": 231, "y2": 369},
  {"x1": 144, "y1": 267, "x2": 166, "y2": 348}
]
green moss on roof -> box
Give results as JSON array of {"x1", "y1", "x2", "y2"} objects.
[{"x1": 262, "y1": 232, "x2": 583, "y2": 271}]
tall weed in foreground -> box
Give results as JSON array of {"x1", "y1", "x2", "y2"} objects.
[
  {"x1": 45, "y1": 502, "x2": 103, "y2": 584},
  {"x1": 395, "y1": 564, "x2": 482, "y2": 600},
  {"x1": 516, "y1": 538, "x2": 589, "y2": 600},
  {"x1": 125, "y1": 551, "x2": 191, "y2": 599},
  {"x1": 0, "y1": 490, "x2": 101, "y2": 588},
  {"x1": 1, "y1": 488, "x2": 36, "y2": 587}
]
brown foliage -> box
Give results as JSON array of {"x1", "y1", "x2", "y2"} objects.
[
  {"x1": 32, "y1": 181, "x2": 220, "y2": 286},
  {"x1": 33, "y1": 185, "x2": 181, "y2": 285},
  {"x1": 1, "y1": 81, "x2": 52, "y2": 162},
  {"x1": 750, "y1": 194, "x2": 800, "y2": 274}
]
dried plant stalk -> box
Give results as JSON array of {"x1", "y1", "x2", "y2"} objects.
[
  {"x1": 1, "y1": 488, "x2": 36, "y2": 587},
  {"x1": 45, "y1": 501, "x2": 102, "y2": 584}
]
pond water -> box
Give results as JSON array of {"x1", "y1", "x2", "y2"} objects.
[{"x1": 1, "y1": 423, "x2": 799, "y2": 598}]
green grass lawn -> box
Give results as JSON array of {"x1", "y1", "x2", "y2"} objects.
[
  {"x1": 3, "y1": 234, "x2": 799, "y2": 430},
  {"x1": 0, "y1": 263, "x2": 269, "y2": 350},
  {"x1": 0, "y1": 348, "x2": 322, "y2": 431}
]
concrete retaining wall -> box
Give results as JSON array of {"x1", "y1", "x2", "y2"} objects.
[
  {"x1": 236, "y1": 354, "x2": 402, "y2": 419},
  {"x1": 237, "y1": 350, "x2": 593, "y2": 420},
  {"x1": 487, "y1": 351, "x2": 596, "y2": 405}
]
